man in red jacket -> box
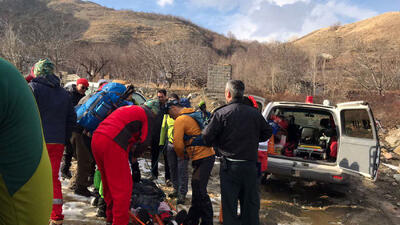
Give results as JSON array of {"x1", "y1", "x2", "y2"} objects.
[{"x1": 91, "y1": 100, "x2": 160, "y2": 225}]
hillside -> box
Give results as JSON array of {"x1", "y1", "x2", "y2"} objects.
[
  {"x1": 47, "y1": 0, "x2": 225, "y2": 46},
  {"x1": 293, "y1": 12, "x2": 400, "y2": 53}
]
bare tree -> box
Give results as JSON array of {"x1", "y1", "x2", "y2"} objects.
[
  {"x1": 345, "y1": 41, "x2": 400, "y2": 96},
  {"x1": 0, "y1": 22, "x2": 27, "y2": 71}
]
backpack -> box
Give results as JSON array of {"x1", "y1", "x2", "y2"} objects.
[
  {"x1": 76, "y1": 83, "x2": 133, "y2": 132},
  {"x1": 183, "y1": 111, "x2": 208, "y2": 146}
]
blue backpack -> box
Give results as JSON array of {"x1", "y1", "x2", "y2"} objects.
[
  {"x1": 183, "y1": 111, "x2": 209, "y2": 146},
  {"x1": 76, "y1": 83, "x2": 132, "y2": 132}
]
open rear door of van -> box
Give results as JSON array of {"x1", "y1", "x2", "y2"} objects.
[{"x1": 337, "y1": 101, "x2": 380, "y2": 180}]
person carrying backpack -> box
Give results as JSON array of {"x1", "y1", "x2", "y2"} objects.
[
  {"x1": 166, "y1": 100, "x2": 215, "y2": 225},
  {"x1": 91, "y1": 100, "x2": 161, "y2": 225}
]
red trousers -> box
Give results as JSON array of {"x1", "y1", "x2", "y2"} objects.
[
  {"x1": 47, "y1": 143, "x2": 65, "y2": 221},
  {"x1": 92, "y1": 133, "x2": 133, "y2": 225}
]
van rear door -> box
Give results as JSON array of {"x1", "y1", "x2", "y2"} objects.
[{"x1": 337, "y1": 102, "x2": 380, "y2": 180}]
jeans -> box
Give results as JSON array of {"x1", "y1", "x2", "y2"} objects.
[{"x1": 166, "y1": 143, "x2": 189, "y2": 196}]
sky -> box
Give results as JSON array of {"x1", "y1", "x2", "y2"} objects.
[{"x1": 87, "y1": 0, "x2": 398, "y2": 42}]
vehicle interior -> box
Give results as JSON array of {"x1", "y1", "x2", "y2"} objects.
[{"x1": 267, "y1": 107, "x2": 339, "y2": 163}]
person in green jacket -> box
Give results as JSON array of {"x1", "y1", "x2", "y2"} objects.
[
  {"x1": 0, "y1": 58, "x2": 53, "y2": 225},
  {"x1": 159, "y1": 93, "x2": 189, "y2": 204}
]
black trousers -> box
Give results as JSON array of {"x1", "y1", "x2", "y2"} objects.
[
  {"x1": 150, "y1": 141, "x2": 170, "y2": 180},
  {"x1": 61, "y1": 139, "x2": 75, "y2": 173},
  {"x1": 220, "y1": 160, "x2": 260, "y2": 225},
  {"x1": 188, "y1": 155, "x2": 215, "y2": 225}
]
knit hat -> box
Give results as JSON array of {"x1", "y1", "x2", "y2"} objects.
[
  {"x1": 198, "y1": 100, "x2": 206, "y2": 107},
  {"x1": 76, "y1": 78, "x2": 89, "y2": 87},
  {"x1": 144, "y1": 99, "x2": 160, "y2": 115},
  {"x1": 33, "y1": 58, "x2": 54, "y2": 77}
]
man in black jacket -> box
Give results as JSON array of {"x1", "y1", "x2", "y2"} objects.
[
  {"x1": 61, "y1": 78, "x2": 89, "y2": 179},
  {"x1": 202, "y1": 80, "x2": 272, "y2": 225}
]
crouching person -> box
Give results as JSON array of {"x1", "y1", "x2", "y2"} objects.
[
  {"x1": 166, "y1": 100, "x2": 215, "y2": 225},
  {"x1": 91, "y1": 100, "x2": 160, "y2": 225}
]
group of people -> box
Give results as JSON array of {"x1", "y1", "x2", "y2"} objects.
[{"x1": 0, "y1": 56, "x2": 273, "y2": 225}]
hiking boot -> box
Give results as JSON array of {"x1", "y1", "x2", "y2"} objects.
[
  {"x1": 96, "y1": 197, "x2": 107, "y2": 218},
  {"x1": 177, "y1": 194, "x2": 186, "y2": 204},
  {"x1": 96, "y1": 207, "x2": 107, "y2": 218},
  {"x1": 49, "y1": 219, "x2": 63, "y2": 225},
  {"x1": 74, "y1": 186, "x2": 92, "y2": 197},
  {"x1": 168, "y1": 191, "x2": 178, "y2": 198}
]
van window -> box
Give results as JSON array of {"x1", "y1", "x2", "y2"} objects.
[{"x1": 341, "y1": 109, "x2": 373, "y2": 139}]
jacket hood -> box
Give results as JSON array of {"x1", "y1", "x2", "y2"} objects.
[
  {"x1": 32, "y1": 74, "x2": 60, "y2": 88},
  {"x1": 179, "y1": 108, "x2": 195, "y2": 116}
]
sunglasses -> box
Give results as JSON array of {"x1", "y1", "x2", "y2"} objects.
[{"x1": 81, "y1": 86, "x2": 88, "y2": 90}]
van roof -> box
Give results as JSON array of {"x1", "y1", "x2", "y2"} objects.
[
  {"x1": 270, "y1": 101, "x2": 367, "y2": 109},
  {"x1": 270, "y1": 101, "x2": 335, "y2": 109}
]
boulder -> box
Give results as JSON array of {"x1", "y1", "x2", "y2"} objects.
[
  {"x1": 385, "y1": 128, "x2": 400, "y2": 147},
  {"x1": 394, "y1": 146, "x2": 400, "y2": 156},
  {"x1": 393, "y1": 174, "x2": 400, "y2": 182}
]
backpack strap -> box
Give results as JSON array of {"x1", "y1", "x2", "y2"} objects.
[{"x1": 182, "y1": 112, "x2": 206, "y2": 147}]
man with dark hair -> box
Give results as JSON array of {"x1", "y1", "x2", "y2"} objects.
[
  {"x1": 202, "y1": 80, "x2": 272, "y2": 225},
  {"x1": 167, "y1": 100, "x2": 215, "y2": 225},
  {"x1": 151, "y1": 89, "x2": 171, "y2": 182},
  {"x1": 61, "y1": 78, "x2": 89, "y2": 180}
]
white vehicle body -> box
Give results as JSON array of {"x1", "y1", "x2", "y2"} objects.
[{"x1": 260, "y1": 101, "x2": 380, "y2": 184}]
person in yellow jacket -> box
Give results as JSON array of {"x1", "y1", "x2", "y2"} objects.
[
  {"x1": 159, "y1": 94, "x2": 189, "y2": 204},
  {"x1": 0, "y1": 58, "x2": 53, "y2": 225},
  {"x1": 166, "y1": 99, "x2": 215, "y2": 225}
]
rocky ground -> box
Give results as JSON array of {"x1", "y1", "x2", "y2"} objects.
[{"x1": 62, "y1": 129, "x2": 400, "y2": 225}]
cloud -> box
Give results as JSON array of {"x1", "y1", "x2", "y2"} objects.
[
  {"x1": 157, "y1": 0, "x2": 174, "y2": 7},
  {"x1": 221, "y1": 0, "x2": 378, "y2": 42}
]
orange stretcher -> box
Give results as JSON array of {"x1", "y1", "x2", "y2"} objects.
[{"x1": 129, "y1": 201, "x2": 178, "y2": 225}]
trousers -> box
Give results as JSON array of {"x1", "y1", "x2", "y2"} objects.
[
  {"x1": 47, "y1": 143, "x2": 65, "y2": 221},
  {"x1": 220, "y1": 160, "x2": 260, "y2": 225},
  {"x1": 92, "y1": 133, "x2": 132, "y2": 225}
]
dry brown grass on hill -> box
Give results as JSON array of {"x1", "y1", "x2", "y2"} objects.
[
  {"x1": 293, "y1": 12, "x2": 400, "y2": 52},
  {"x1": 47, "y1": 0, "x2": 227, "y2": 46}
]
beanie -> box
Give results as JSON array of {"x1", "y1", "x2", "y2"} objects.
[
  {"x1": 76, "y1": 78, "x2": 89, "y2": 87},
  {"x1": 34, "y1": 58, "x2": 54, "y2": 77},
  {"x1": 144, "y1": 99, "x2": 160, "y2": 115}
]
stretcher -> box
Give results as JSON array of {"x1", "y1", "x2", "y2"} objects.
[{"x1": 129, "y1": 201, "x2": 178, "y2": 225}]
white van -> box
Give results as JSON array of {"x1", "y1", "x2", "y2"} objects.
[{"x1": 259, "y1": 101, "x2": 381, "y2": 184}]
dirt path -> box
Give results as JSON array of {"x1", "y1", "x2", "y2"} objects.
[{"x1": 62, "y1": 157, "x2": 400, "y2": 225}]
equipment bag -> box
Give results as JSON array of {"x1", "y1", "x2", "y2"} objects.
[
  {"x1": 131, "y1": 179, "x2": 165, "y2": 214},
  {"x1": 76, "y1": 83, "x2": 132, "y2": 132}
]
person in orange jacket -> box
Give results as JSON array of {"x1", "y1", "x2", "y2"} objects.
[{"x1": 166, "y1": 100, "x2": 215, "y2": 225}]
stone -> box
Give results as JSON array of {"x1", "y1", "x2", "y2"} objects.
[
  {"x1": 393, "y1": 174, "x2": 400, "y2": 182},
  {"x1": 394, "y1": 146, "x2": 400, "y2": 155},
  {"x1": 384, "y1": 152, "x2": 394, "y2": 160}
]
